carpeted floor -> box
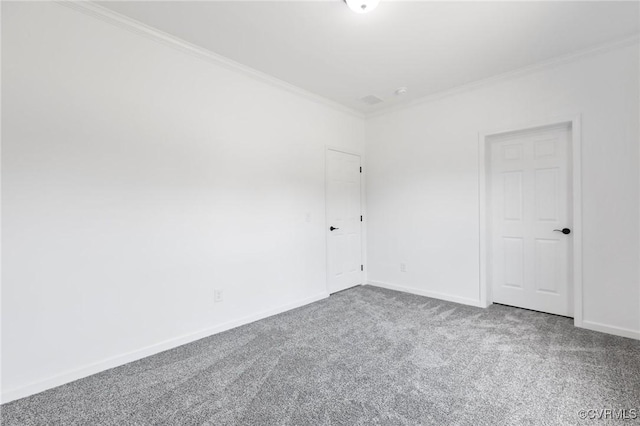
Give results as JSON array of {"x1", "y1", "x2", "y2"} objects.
[{"x1": 2, "y1": 285, "x2": 639, "y2": 425}]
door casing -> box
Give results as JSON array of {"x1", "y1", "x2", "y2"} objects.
[{"x1": 478, "y1": 116, "x2": 583, "y2": 327}]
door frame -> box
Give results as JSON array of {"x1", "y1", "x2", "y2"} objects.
[
  {"x1": 478, "y1": 115, "x2": 583, "y2": 327},
  {"x1": 324, "y1": 146, "x2": 365, "y2": 294}
]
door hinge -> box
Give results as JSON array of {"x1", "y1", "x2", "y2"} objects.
[
  {"x1": 361, "y1": 265, "x2": 364, "y2": 271},
  {"x1": 360, "y1": 167, "x2": 362, "y2": 173},
  {"x1": 360, "y1": 215, "x2": 363, "y2": 222}
]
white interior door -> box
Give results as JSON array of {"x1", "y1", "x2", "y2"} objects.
[
  {"x1": 489, "y1": 124, "x2": 572, "y2": 316},
  {"x1": 326, "y1": 149, "x2": 362, "y2": 294}
]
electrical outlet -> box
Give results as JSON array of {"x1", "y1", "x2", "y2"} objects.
[
  {"x1": 400, "y1": 263, "x2": 407, "y2": 273},
  {"x1": 214, "y1": 289, "x2": 224, "y2": 303}
]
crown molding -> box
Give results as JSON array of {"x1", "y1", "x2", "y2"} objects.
[
  {"x1": 44, "y1": 2, "x2": 640, "y2": 121},
  {"x1": 55, "y1": 0, "x2": 365, "y2": 120},
  {"x1": 366, "y1": 33, "x2": 640, "y2": 119}
]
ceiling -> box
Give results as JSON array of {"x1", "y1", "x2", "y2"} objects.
[{"x1": 97, "y1": 1, "x2": 640, "y2": 114}]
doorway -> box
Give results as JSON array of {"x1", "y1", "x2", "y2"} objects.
[
  {"x1": 326, "y1": 148, "x2": 363, "y2": 294},
  {"x1": 480, "y1": 119, "x2": 582, "y2": 319}
]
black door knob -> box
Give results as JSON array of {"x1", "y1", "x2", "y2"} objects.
[
  {"x1": 329, "y1": 226, "x2": 339, "y2": 231},
  {"x1": 553, "y1": 228, "x2": 571, "y2": 235}
]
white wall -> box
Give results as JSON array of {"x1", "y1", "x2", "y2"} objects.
[
  {"x1": 366, "y1": 41, "x2": 640, "y2": 338},
  {"x1": 1, "y1": 2, "x2": 364, "y2": 401},
  {"x1": 3, "y1": 0, "x2": 638, "y2": 405}
]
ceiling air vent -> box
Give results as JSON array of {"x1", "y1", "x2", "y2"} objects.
[{"x1": 360, "y1": 95, "x2": 384, "y2": 105}]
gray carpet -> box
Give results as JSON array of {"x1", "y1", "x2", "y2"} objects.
[{"x1": 2, "y1": 285, "x2": 639, "y2": 425}]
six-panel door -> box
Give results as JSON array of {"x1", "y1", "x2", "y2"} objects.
[
  {"x1": 326, "y1": 149, "x2": 362, "y2": 294},
  {"x1": 489, "y1": 124, "x2": 572, "y2": 316}
]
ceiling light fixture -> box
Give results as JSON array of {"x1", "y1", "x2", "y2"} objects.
[{"x1": 345, "y1": 0, "x2": 380, "y2": 14}]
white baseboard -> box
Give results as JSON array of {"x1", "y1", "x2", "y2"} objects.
[
  {"x1": 1, "y1": 292, "x2": 329, "y2": 404},
  {"x1": 367, "y1": 281, "x2": 639, "y2": 341},
  {"x1": 580, "y1": 320, "x2": 640, "y2": 340},
  {"x1": 367, "y1": 281, "x2": 484, "y2": 308}
]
